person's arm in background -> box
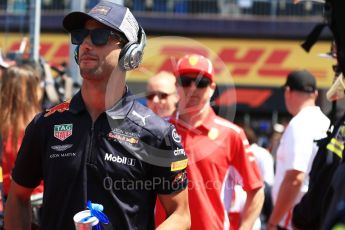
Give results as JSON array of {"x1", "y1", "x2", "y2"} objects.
[
  {"x1": 4, "y1": 180, "x2": 34, "y2": 230},
  {"x1": 42, "y1": 61, "x2": 60, "y2": 104},
  {"x1": 237, "y1": 127, "x2": 265, "y2": 230},
  {"x1": 63, "y1": 74, "x2": 74, "y2": 100},
  {"x1": 240, "y1": 186, "x2": 264, "y2": 230},
  {"x1": 156, "y1": 189, "x2": 190, "y2": 230},
  {"x1": 268, "y1": 170, "x2": 305, "y2": 230}
]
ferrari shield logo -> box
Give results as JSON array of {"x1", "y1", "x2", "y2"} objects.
[{"x1": 54, "y1": 124, "x2": 73, "y2": 141}]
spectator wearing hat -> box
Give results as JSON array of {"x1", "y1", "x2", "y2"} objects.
[
  {"x1": 4, "y1": 1, "x2": 190, "y2": 230},
  {"x1": 166, "y1": 54, "x2": 264, "y2": 229},
  {"x1": 268, "y1": 70, "x2": 330, "y2": 230},
  {"x1": 146, "y1": 71, "x2": 179, "y2": 119}
]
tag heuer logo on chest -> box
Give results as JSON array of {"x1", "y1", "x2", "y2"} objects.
[{"x1": 54, "y1": 124, "x2": 73, "y2": 141}]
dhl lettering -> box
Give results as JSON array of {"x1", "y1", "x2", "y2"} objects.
[
  {"x1": 258, "y1": 49, "x2": 302, "y2": 78},
  {"x1": 218, "y1": 48, "x2": 264, "y2": 64},
  {"x1": 264, "y1": 49, "x2": 289, "y2": 64},
  {"x1": 39, "y1": 43, "x2": 53, "y2": 56},
  {"x1": 231, "y1": 67, "x2": 250, "y2": 77},
  {"x1": 2, "y1": 34, "x2": 334, "y2": 87},
  {"x1": 9, "y1": 42, "x2": 21, "y2": 51},
  {"x1": 55, "y1": 44, "x2": 69, "y2": 57}
]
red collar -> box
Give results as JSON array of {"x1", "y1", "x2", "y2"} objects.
[{"x1": 170, "y1": 108, "x2": 217, "y2": 132}]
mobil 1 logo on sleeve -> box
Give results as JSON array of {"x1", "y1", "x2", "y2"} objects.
[{"x1": 54, "y1": 124, "x2": 73, "y2": 141}]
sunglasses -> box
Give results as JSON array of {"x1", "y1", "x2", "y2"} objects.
[
  {"x1": 70, "y1": 28, "x2": 123, "y2": 46},
  {"x1": 146, "y1": 91, "x2": 174, "y2": 100},
  {"x1": 177, "y1": 76, "x2": 211, "y2": 88}
]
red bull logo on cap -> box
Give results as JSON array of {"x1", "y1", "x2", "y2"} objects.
[{"x1": 90, "y1": 5, "x2": 111, "y2": 15}]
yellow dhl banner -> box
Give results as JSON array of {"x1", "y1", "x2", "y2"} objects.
[{"x1": 0, "y1": 33, "x2": 336, "y2": 88}]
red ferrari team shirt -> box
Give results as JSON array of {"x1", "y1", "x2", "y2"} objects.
[{"x1": 170, "y1": 109, "x2": 263, "y2": 229}]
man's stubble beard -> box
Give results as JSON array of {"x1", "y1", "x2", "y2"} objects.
[{"x1": 80, "y1": 66, "x2": 104, "y2": 81}]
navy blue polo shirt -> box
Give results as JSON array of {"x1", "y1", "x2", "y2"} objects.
[{"x1": 12, "y1": 89, "x2": 188, "y2": 230}]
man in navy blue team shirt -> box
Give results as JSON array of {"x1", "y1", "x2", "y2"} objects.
[{"x1": 4, "y1": 1, "x2": 190, "y2": 229}]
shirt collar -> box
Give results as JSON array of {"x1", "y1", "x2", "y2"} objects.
[
  {"x1": 69, "y1": 90, "x2": 86, "y2": 114},
  {"x1": 106, "y1": 87, "x2": 135, "y2": 120},
  {"x1": 171, "y1": 107, "x2": 217, "y2": 132},
  {"x1": 69, "y1": 86, "x2": 135, "y2": 120}
]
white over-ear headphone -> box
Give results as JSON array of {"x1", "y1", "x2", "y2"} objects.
[{"x1": 118, "y1": 26, "x2": 146, "y2": 71}]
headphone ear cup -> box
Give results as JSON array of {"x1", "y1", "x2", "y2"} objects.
[
  {"x1": 74, "y1": 46, "x2": 80, "y2": 65},
  {"x1": 119, "y1": 41, "x2": 135, "y2": 70},
  {"x1": 118, "y1": 27, "x2": 146, "y2": 71}
]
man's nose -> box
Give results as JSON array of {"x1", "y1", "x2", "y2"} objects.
[
  {"x1": 189, "y1": 81, "x2": 198, "y2": 90},
  {"x1": 152, "y1": 95, "x2": 160, "y2": 103},
  {"x1": 80, "y1": 35, "x2": 93, "y2": 48}
]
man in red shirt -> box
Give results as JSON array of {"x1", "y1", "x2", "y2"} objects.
[{"x1": 170, "y1": 54, "x2": 264, "y2": 229}]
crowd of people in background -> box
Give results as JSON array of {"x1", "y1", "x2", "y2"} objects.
[
  {"x1": 0, "y1": 34, "x2": 334, "y2": 230},
  {"x1": 144, "y1": 54, "x2": 330, "y2": 230},
  {"x1": 0, "y1": 50, "x2": 74, "y2": 228},
  {"x1": 0, "y1": 39, "x2": 336, "y2": 230}
]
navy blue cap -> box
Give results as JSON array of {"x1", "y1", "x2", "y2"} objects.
[
  {"x1": 63, "y1": 1, "x2": 139, "y2": 43},
  {"x1": 284, "y1": 70, "x2": 317, "y2": 93}
]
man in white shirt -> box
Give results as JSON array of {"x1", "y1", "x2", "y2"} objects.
[{"x1": 268, "y1": 70, "x2": 330, "y2": 230}]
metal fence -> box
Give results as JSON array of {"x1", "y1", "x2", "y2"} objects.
[
  {"x1": 128, "y1": 0, "x2": 324, "y2": 17},
  {"x1": 0, "y1": 0, "x2": 324, "y2": 18}
]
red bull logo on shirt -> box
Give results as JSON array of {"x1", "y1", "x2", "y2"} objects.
[
  {"x1": 44, "y1": 100, "x2": 70, "y2": 117},
  {"x1": 108, "y1": 132, "x2": 139, "y2": 144},
  {"x1": 54, "y1": 124, "x2": 73, "y2": 141}
]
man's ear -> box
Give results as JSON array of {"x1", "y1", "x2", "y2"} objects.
[
  {"x1": 209, "y1": 89, "x2": 215, "y2": 98},
  {"x1": 209, "y1": 82, "x2": 216, "y2": 98},
  {"x1": 175, "y1": 92, "x2": 180, "y2": 101}
]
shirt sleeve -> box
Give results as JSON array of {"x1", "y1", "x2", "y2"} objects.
[
  {"x1": 284, "y1": 121, "x2": 314, "y2": 172},
  {"x1": 150, "y1": 125, "x2": 188, "y2": 194},
  {"x1": 12, "y1": 114, "x2": 43, "y2": 188},
  {"x1": 233, "y1": 129, "x2": 263, "y2": 191}
]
